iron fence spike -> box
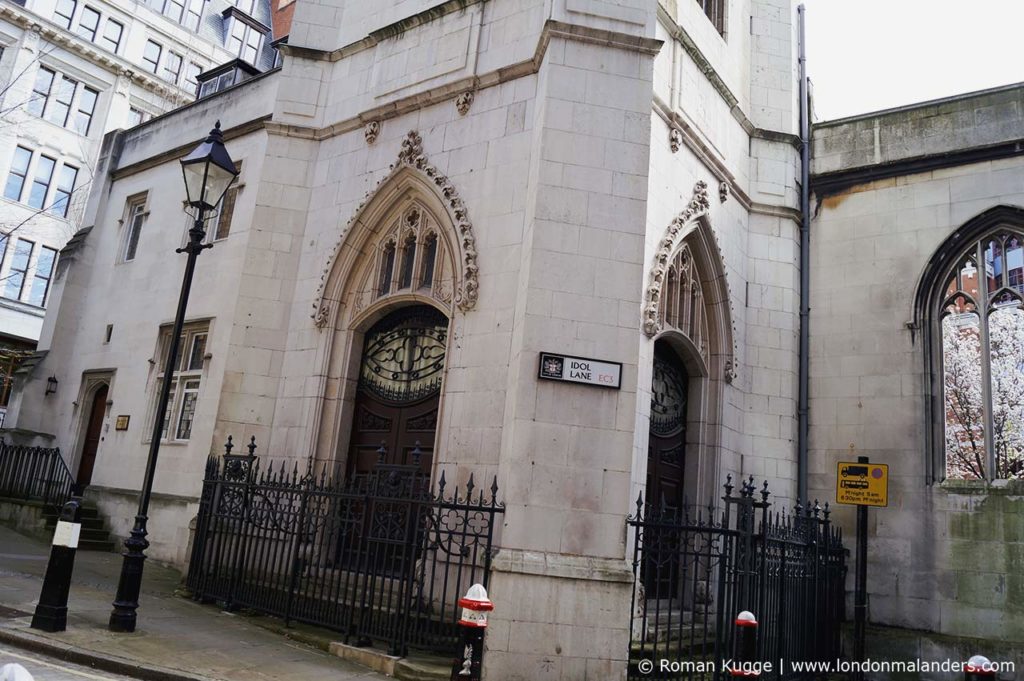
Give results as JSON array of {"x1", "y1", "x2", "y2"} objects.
[{"x1": 224, "y1": 435, "x2": 234, "y2": 455}]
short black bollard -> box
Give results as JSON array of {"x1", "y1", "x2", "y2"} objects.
[
  {"x1": 31, "y1": 498, "x2": 82, "y2": 632},
  {"x1": 450, "y1": 584, "x2": 493, "y2": 681},
  {"x1": 966, "y1": 655, "x2": 996, "y2": 681},
  {"x1": 731, "y1": 611, "x2": 759, "y2": 678}
]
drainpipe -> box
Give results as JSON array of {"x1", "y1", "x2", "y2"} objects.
[{"x1": 796, "y1": 4, "x2": 810, "y2": 504}]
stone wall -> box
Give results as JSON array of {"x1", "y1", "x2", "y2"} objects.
[
  {"x1": 8, "y1": 1, "x2": 809, "y2": 678},
  {"x1": 809, "y1": 83, "x2": 1024, "y2": 668}
]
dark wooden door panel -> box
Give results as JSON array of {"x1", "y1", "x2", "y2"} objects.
[{"x1": 78, "y1": 384, "x2": 108, "y2": 487}]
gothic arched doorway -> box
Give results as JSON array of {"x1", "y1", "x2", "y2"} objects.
[
  {"x1": 77, "y1": 383, "x2": 108, "y2": 487},
  {"x1": 648, "y1": 341, "x2": 689, "y2": 510},
  {"x1": 346, "y1": 305, "x2": 448, "y2": 478}
]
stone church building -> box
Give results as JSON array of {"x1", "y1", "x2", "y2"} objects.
[{"x1": 4, "y1": 0, "x2": 1022, "y2": 677}]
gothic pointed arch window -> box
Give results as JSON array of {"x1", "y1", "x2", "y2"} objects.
[
  {"x1": 935, "y1": 229, "x2": 1024, "y2": 480},
  {"x1": 357, "y1": 204, "x2": 456, "y2": 314},
  {"x1": 658, "y1": 243, "x2": 711, "y2": 366}
]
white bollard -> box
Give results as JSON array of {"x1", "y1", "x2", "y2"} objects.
[{"x1": 0, "y1": 663, "x2": 34, "y2": 681}]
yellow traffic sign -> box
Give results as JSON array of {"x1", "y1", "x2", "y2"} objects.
[{"x1": 836, "y1": 461, "x2": 888, "y2": 507}]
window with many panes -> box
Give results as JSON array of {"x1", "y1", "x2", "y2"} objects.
[
  {"x1": 695, "y1": 0, "x2": 725, "y2": 35},
  {"x1": 46, "y1": 76, "x2": 75, "y2": 127},
  {"x1": 75, "y1": 6, "x2": 100, "y2": 41},
  {"x1": 54, "y1": 0, "x2": 76, "y2": 29},
  {"x1": 101, "y1": 18, "x2": 123, "y2": 53},
  {"x1": 61, "y1": 2, "x2": 123, "y2": 55},
  {"x1": 142, "y1": 40, "x2": 162, "y2": 73},
  {"x1": 226, "y1": 18, "x2": 263, "y2": 64},
  {"x1": 150, "y1": 323, "x2": 208, "y2": 441},
  {"x1": 163, "y1": 0, "x2": 185, "y2": 22},
  {"x1": 3, "y1": 239, "x2": 32, "y2": 300},
  {"x1": 27, "y1": 246, "x2": 57, "y2": 307},
  {"x1": 4, "y1": 147, "x2": 31, "y2": 202},
  {"x1": 162, "y1": 51, "x2": 183, "y2": 84},
  {"x1": 28, "y1": 67, "x2": 55, "y2": 118},
  {"x1": 75, "y1": 86, "x2": 98, "y2": 134},
  {"x1": 27, "y1": 156, "x2": 55, "y2": 210},
  {"x1": 934, "y1": 228, "x2": 1024, "y2": 480},
  {"x1": 29, "y1": 66, "x2": 100, "y2": 135},
  {"x1": 121, "y1": 193, "x2": 147, "y2": 261},
  {"x1": 184, "y1": 0, "x2": 203, "y2": 29},
  {"x1": 50, "y1": 164, "x2": 77, "y2": 217},
  {"x1": 158, "y1": 0, "x2": 203, "y2": 29},
  {"x1": 184, "y1": 62, "x2": 202, "y2": 93},
  {"x1": 3, "y1": 148, "x2": 76, "y2": 215}
]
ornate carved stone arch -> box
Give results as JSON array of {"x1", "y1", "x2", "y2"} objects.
[
  {"x1": 643, "y1": 181, "x2": 737, "y2": 382},
  {"x1": 311, "y1": 131, "x2": 479, "y2": 329}
]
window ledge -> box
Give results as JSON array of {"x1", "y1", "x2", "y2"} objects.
[{"x1": 938, "y1": 478, "x2": 1024, "y2": 495}]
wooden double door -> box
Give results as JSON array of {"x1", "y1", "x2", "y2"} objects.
[
  {"x1": 347, "y1": 306, "x2": 448, "y2": 478},
  {"x1": 647, "y1": 342, "x2": 689, "y2": 510}
]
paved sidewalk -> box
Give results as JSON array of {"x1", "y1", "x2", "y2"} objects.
[{"x1": 0, "y1": 526, "x2": 388, "y2": 681}]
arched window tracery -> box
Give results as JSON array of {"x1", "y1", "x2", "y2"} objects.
[
  {"x1": 938, "y1": 229, "x2": 1024, "y2": 480},
  {"x1": 659, "y1": 244, "x2": 709, "y2": 364},
  {"x1": 356, "y1": 204, "x2": 456, "y2": 314}
]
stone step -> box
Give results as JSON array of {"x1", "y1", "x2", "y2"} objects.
[
  {"x1": 395, "y1": 654, "x2": 452, "y2": 681},
  {"x1": 41, "y1": 501, "x2": 116, "y2": 550},
  {"x1": 43, "y1": 505, "x2": 101, "y2": 521},
  {"x1": 44, "y1": 515, "x2": 105, "y2": 530}
]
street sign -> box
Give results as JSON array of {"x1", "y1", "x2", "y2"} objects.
[
  {"x1": 836, "y1": 461, "x2": 888, "y2": 507},
  {"x1": 538, "y1": 352, "x2": 622, "y2": 389}
]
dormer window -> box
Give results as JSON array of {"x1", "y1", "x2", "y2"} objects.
[
  {"x1": 221, "y1": 8, "x2": 268, "y2": 65},
  {"x1": 195, "y1": 59, "x2": 260, "y2": 98}
]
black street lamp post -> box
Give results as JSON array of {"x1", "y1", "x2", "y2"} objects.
[{"x1": 109, "y1": 121, "x2": 239, "y2": 633}]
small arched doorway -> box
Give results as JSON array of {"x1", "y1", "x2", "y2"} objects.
[
  {"x1": 648, "y1": 341, "x2": 689, "y2": 509},
  {"x1": 346, "y1": 305, "x2": 448, "y2": 478},
  {"x1": 77, "y1": 383, "x2": 107, "y2": 487}
]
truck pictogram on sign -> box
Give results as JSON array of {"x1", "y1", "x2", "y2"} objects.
[{"x1": 836, "y1": 461, "x2": 888, "y2": 507}]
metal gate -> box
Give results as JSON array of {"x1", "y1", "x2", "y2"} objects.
[
  {"x1": 186, "y1": 437, "x2": 503, "y2": 657},
  {"x1": 627, "y1": 476, "x2": 847, "y2": 680}
]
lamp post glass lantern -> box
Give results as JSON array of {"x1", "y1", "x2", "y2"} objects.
[{"x1": 109, "y1": 121, "x2": 237, "y2": 633}]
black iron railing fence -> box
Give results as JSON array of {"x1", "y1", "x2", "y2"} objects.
[
  {"x1": 186, "y1": 437, "x2": 504, "y2": 657},
  {"x1": 0, "y1": 441, "x2": 75, "y2": 510},
  {"x1": 627, "y1": 475, "x2": 847, "y2": 681}
]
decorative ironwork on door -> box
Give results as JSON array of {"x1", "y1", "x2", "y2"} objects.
[
  {"x1": 349, "y1": 305, "x2": 448, "y2": 476},
  {"x1": 359, "y1": 305, "x2": 447, "y2": 403}
]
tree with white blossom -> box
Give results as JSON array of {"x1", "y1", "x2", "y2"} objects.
[{"x1": 943, "y1": 306, "x2": 1024, "y2": 479}]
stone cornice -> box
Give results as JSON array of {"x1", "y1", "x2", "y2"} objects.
[
  {"x1": 109, "y1": 115, "x2": 272, "y2": 180},
  {"x1": 0, "y1": 3, "x2": 195, "y2": 103},
  {"x1": 279, "y1": 0, "x2": 489, "y2": 64},
  {"x1": 268, "y1": 19, "x2": 661, "y2": 142},
  {"x1": 812, "y1": 139, "x2": 1024, "y2": 198}
]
